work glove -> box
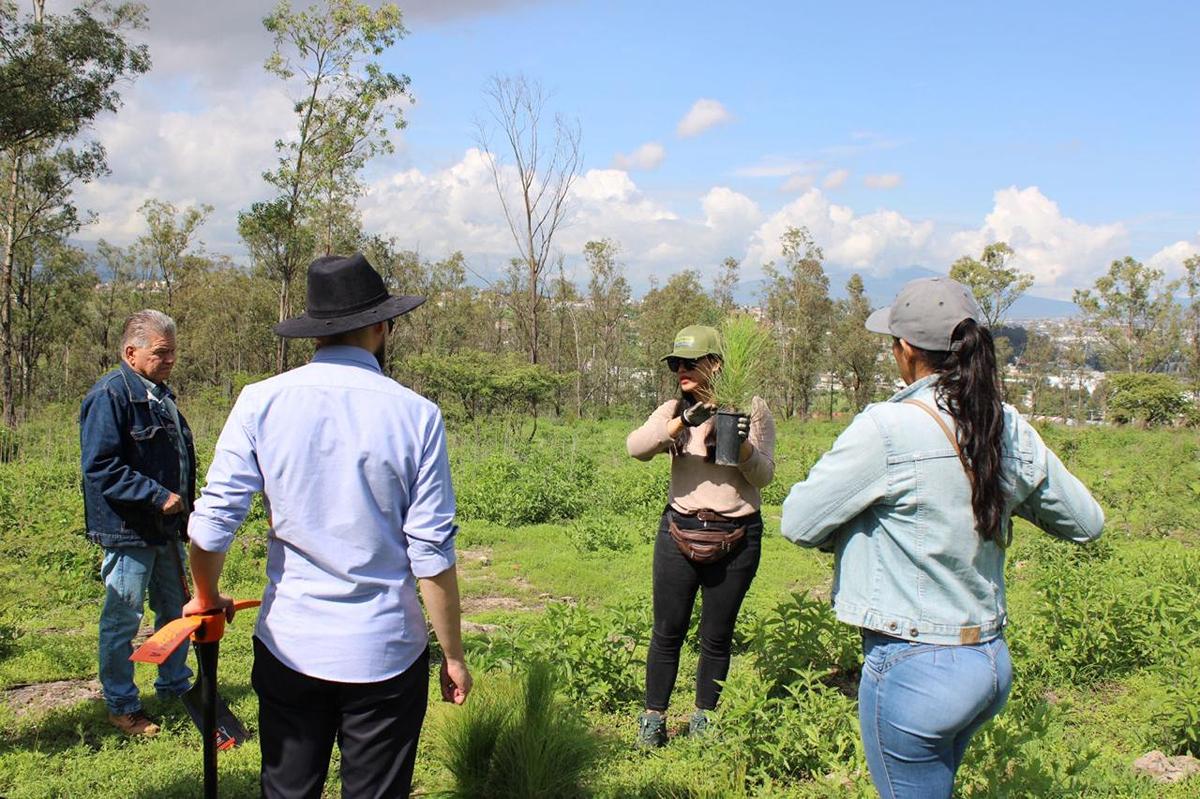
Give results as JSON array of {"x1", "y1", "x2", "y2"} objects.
[
  {"x1": 735, "y1": 413, "x2": 751, "y2": 443},
  {"x1": 681, "y1": 401, "x2": 716, "y2": 427}
]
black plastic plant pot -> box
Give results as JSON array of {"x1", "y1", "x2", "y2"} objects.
[{"x1": 714, "y1": 410, "x2": 742, "y2": 466}]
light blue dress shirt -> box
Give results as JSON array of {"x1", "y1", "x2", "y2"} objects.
[
  {"x1": 188, "y1": 346, "x2": 457, "y2": 682},
  {"x1": 781, "y1": 374, "x2": 1103, "y2": 645}
]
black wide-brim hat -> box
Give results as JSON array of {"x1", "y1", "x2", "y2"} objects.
[{"x1": 274, "y1": 253, "x2": 426, "y2": 338}]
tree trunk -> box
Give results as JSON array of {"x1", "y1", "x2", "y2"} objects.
[
  {"x1": 1, "y1": 154, "x2": 21, "y2": 428},
  {"x1": 276, "y1": 273, "x2": 291, "y2": 373}
]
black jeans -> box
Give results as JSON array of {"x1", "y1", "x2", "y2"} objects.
[
  {"x1": 645, "y1": 508, "x2": 762, "y2": 712},
  {"x1": 252, "y1": 637, "x2": 430, "y2": 799}
]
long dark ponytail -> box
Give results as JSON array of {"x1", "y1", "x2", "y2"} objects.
[{"x1": 919, "y1": 319, "x2": 1009, "y2": 545}]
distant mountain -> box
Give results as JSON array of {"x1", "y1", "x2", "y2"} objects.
[{"x1": 731, "y1": 264, "x2": 1079, "y2": 320}]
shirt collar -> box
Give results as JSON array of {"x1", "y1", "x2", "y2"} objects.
[
  {"x1": 125, "y1": 362, "x2": 172, "y2": 400},
  {"x1": 888, "y1": 373, "x2": 940, "y2": 402},
  {"x1": 312, "y1": 345, "x2": 383, "y2": 373}
]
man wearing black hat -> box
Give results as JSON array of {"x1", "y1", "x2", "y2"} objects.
[{"x1": 185, "y1": 253, "x2": 471, "y2": 798}]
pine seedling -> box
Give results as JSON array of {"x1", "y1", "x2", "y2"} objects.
[{"x1": 710, "y1": 313, "x2": 772, "y2": 412}]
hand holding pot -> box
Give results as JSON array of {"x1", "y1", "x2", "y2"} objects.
[
  {"x1": 735, "y1": 414, "x2": 750, "y2": 442},
  {"x1": 682, "y1": 401, "x2": 717, "y2": 427}
]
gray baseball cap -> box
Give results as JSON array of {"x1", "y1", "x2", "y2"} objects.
[{"x1": 865, "y1": 276, "x2": 984, "y2": 351}]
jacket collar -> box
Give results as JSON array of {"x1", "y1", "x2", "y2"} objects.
[
  {"x1": 117, "y1": 360, "x2": 175, "y2": 403},
  {"x1": 888, "y1": 373, "x2": 940, "y2": 403},
  {"x1": 311, "y1": 345, "x2": 383, "y2": 373}
]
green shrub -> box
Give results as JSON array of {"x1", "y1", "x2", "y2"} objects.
[
  {"x1": 436, "y1": 662, "x2": 601, "y2": 799},
  {"x1": 1154, "y1": 649, "x2": 1200, "y2": 756},
  {"x1": 1009, "y1": 540, "x2": 1200, "y2": 687},
  {"x1": 594, "y1": 459, "x2": 669, "y2": 522},
  {"x1": 712, "y1": 667, "x2": 861, "y2": 787},
  {"x1": 455, "y1": 445, "x2": 596, "y2": 526},
  {"x1": 751, "y1": 591, "x2": 860, "y2": 693},
  {"x1": 467, "y1": 601, "x2": 646, "y2": 712},
  {"x1": 956, "y1": 696, "x2": 1100, "y2": 798},
  {"x1": 566, "y1": 514, "x2": 636, "y2": 554},
  {"x1": 1104, "y1": 372, "x2": 1190, "y2": 426}
]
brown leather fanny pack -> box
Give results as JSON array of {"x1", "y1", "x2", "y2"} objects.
[{"x1": 668, "y1": 509, "x2": 747, "y2": 564}]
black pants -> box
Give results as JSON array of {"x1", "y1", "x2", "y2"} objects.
[
  {"x1": 645, "y1": 508, "x2": 762, "y2": 712},
  {"x1": 251, "y1": 637, "x2": 430, "y2": 799}
]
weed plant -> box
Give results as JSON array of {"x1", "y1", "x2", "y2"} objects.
[
  {"x1": 710, "y1": 314, "x2": 772, "y2": 412},
  {"x1": 436, "y1": 662, "x2": 600, "y2": 799},
  {"x1": 467, "y1": 601, "x2": 647, "y2": 712}
]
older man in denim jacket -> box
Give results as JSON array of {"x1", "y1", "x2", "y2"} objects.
[{"x1": 80, "y1": 310, "x2": 195, "y2": 736}]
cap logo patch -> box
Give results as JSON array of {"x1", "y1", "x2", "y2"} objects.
[{"x1": 675, "y1": 336, "x2": 695, "y2": 348}]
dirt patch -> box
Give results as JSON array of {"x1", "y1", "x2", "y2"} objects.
[
  {"x1": 462, "y1": 621, "x2": 501, "y2": 635},
  {"x1": 2, "y1": 678, "x2": 101, "y2": 720},
  {"x1": 460, "y1": 595, "x2": 530, "y2": 614}
]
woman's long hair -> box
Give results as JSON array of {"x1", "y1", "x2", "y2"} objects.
[{"x1": 916, "y1": 319, "x2": 1009, "y2": 545}]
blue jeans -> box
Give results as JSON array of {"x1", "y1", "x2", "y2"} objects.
[
  {"x1": 858, "y1": 629, "x2": 1013, "y2": 799},
  {"x1": 98, "y1": 542, "x2": 193, "y2": 714}
]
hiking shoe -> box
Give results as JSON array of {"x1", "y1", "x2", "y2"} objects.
[
  {"x1": 688, "y1": 708, "x2": 710, "y2": 737},
  {"x1": 636, "y1": 711, "x2": 667, "y2": 748},
  {"x1": 108, "y1": 709, "x2": 160, "y2": 737}
]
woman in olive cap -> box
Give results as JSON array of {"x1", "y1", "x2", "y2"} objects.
[
  {"x1": 781, "y1": 277, "x2": 1103, "y2": 798},
  {"x1": 626, "y1": 324, "x2": 776, "y2": 747}
]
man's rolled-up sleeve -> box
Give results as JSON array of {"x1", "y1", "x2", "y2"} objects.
[
  {"x1": 404, "y1": 409, "x2": 458, "y2": 578},
  {"x1": 188, "y1": 394, "x2": 264, "y2": 553},
  {"x1": 80, "y1": 388, "x2": 170, "y2": 510}
]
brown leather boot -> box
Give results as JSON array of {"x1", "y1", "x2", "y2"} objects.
[{"x1": 108, "y1": 709, "x2": 161, "y2": 736}]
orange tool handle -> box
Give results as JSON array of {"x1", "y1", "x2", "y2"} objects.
[{"x1": 130, "y1": 600, "x2": 262, "y2": 664}]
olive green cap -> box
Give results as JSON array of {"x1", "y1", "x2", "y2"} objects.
[{"x1": 661, "y1": 325, "x2": 722, "y2": 361}]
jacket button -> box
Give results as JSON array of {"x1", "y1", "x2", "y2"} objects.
[
  {"x1": 887, "y1": 622, "x2": 897, "y2": 631},
  {"x1": 909, "y1": 628, "x2": 919, "y2": 637}
]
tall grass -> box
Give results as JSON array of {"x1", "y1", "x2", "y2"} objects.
[
  {"x1": 710, "y1": 314, "x2": 772, "y2": 412},
  {"x1": 436, "y1": 661, "x2": 601, "y2": 799}
]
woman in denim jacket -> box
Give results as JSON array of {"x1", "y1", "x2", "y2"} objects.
[{"x1": 780, "y1": 277, "x2": 1103, "y2": 799}]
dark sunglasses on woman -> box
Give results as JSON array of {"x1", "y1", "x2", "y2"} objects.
[{"x1": 666, "y1": 356, "x2": 700, "y2": 373}]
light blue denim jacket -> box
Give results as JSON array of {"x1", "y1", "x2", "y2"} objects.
[{"x1": 780, "y1": 375, "x2": 1104, "y2": 645}]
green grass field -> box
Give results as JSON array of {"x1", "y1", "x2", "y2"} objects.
[{"x1": 1, "y1": 404, "x2": 1198, "y2": 797}]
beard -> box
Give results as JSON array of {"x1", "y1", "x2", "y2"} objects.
[{"x1": 374, "y1": 338, "x2": 387, "y2": 373}]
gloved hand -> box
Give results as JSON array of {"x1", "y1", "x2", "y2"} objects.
[
  {"x1": 681, "y1": 401, "x2": 717, "y2": 427},
  {"x1": 735, "y1": 413, "x2": 751, "y2": 443}
]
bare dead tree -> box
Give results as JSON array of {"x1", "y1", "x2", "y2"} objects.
[{"x1": 476, "y1": 74, "x2": 581, "y2": 364}]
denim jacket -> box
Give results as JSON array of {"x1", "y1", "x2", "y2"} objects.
[
  {"x1": 80, "y1": 361, "x2": 196, "y2": 548},
  {"x1": 780, "y1": 374, "x2": 1103, "y2": 645}
]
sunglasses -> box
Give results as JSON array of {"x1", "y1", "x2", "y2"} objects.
[{"x1": 666, "y1": 356, "x2": 701, "y2": 373}]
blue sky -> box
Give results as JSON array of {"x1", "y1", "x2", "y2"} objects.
[{"x1": 68, "y1": 0, "x2": 1200, "y2": 298}]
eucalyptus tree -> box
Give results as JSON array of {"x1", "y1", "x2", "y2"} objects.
[
  {"x1": 1073, "y1": 256, "x2": 1181, "y2": 373},
  {"x1": 0, "y1": 0, "x2": 148, "y2": 424},
  {"x1": 584, "y1": 238, "x2": 631, "y2": 410},
  {"x1": 242, "y1": 0, "x2": 410, "y2": 372},
  {"x1": 761, "y1": 225, "x2": 831, "y2": 417},
  {"x1": 949, "y1": 242, "x2": 1033, "y2": 330},
  {"x1": 135, "y1": 199, "x2": 213, "y2": 311}
]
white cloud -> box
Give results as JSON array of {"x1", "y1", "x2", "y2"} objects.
[
  {"x1": 73, "y1": 86, "x2": 299, "y2": 252},
  {"x1": 945, "y1": 186, "x2": 1126, "y2": 291},
  {"x1": 745, "y1": 188, "x2": 934, "y2": 275},
  {"x1": 732, "y1": 159, "x2": 818, "y2": 178},
  {"x1": 822, "y1": 169, "x2": 849, "y2": 190},
  {"x1": 864, "y1": 173, "x2": 903, "y2": 189},
  {"x1": 781, "y1": 174, "x2": 815, "y2": 193},
  {"x1": 1146, "y1": 235, "x2": 1200, "y2": 277},
  {"x1": 676, "y1": 99, "x2": 732, "y2": 138},
  {"x1": 612, "y1": 141, "x2": 666, "y2": 171}
]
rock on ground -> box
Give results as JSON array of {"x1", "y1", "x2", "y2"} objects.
[{"x1": 1132, "y1": 750, "x2": 1200, "y2": 784}]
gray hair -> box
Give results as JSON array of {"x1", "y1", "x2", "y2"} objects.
[{"x1": 121, "y1": 309, "x2": 176, "y2": 350}]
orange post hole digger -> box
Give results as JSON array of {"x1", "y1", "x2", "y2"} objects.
[{"x1": 131, "y1": 599, "x2": 260, "y2": 799}]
